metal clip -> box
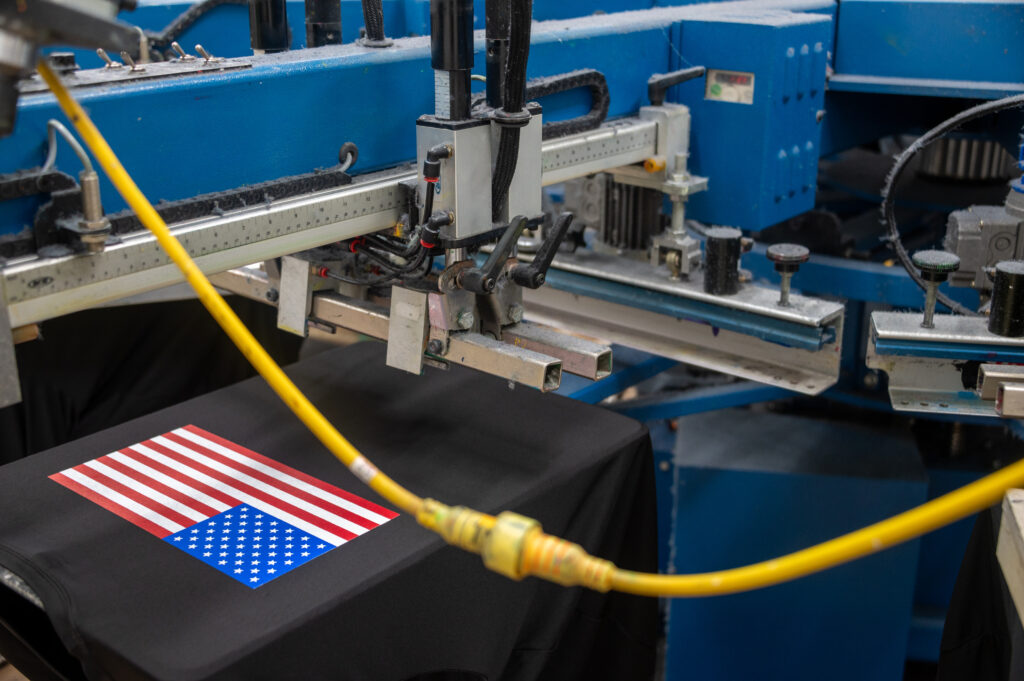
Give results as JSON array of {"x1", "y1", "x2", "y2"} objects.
[
  {"x1": 195, "y1": 44, "x2": 223, "y2": 65},
  {"x1": 96, "y1": 49, "x2": 122, "y2": 69},
  {"x1": 170, "y1": 42, "x2": 196, "y2": 62}
]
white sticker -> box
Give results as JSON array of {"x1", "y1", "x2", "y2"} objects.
[
  {"x1": 350, "y1": 456, "x2": 379, "y2": 484},
  {"x1": 705, "y1": 69, "x2": 755, "y2": 105}
]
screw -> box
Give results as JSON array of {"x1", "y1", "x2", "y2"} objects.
[
  {"x1": 912, "y1": 250, "x2": 960, "y2": 328},
  {"x1": 508, "y1": 303, "x2": 524, "y2": 323},
  {"x1": 766, "y1": 243, "x2": 810, "y2": 306},
  {"x1": 427, "y1": 339, "x2": 444, "y2": 356},
  {"x1": 170, "y1": 42, "x2": 195, "y2": 61},
  {"x1": 96, "y1": 49, "x2": 122, "y2": 69},
  {"x1": 266, "y1": 288, "x2": 279, "y2": 303},
  {"x1": 456, "y1": 310, "x2": 474, "y2": 329}
]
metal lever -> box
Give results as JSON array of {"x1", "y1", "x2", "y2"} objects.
[
  {"x1": 512, "y1": 212, "x2": 574, "y2": 289},
  {"x1": 647, "y1": 66, "x2": 706, "y2": 106},
  {"x1": 460, "y1": 216, "x2": 528, "y2": 293}
]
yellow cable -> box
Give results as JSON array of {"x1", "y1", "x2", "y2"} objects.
[
  {"x1": 36, "y1": 62, "x2": 423, "y2": 518},
  {"x1": 38, "y1": 60, "x2": 1024, "y2": 599}
]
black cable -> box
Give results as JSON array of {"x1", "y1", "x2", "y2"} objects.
[
  {"x1": 881, "y1": 93, "x2": 1024, "y2": 316},
  {"x1": 355, "y1": 242, "x2": 427, "y2": 274},
  {"x1": 361, "y1": 0, "x2": 386, "y2": 43},
  {"x1": 490, "y1": 0, "x2": 533, "y2": 220},
  {"x1": 148, "y1": 0, "x2": 246, "y2": 48}
]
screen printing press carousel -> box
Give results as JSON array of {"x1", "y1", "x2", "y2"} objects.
[{"x1": 0, "y1": 342, "x2": 658, "y2": 681}]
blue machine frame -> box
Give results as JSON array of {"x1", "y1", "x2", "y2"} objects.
[{"x1": 6, "y1": 0, "x2": 1024, "y2": 677}]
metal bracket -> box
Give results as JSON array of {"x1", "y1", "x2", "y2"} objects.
[
  {"x1": 277, "y1": 255, "x2": 315, "y2": 336},
  {"x1": 0, "y1": 298, "x2": 21, "y2": 408},
  {"x1": 386, "y1": 287, "x2": 429, "y2": 374}
]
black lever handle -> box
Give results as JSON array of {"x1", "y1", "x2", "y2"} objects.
[
  {"x1": 647, "y1": 66, "x2": 706, "y2": 106},
  {"x1": 512, "y1": 212, "x2": 573, "y2": 289},
  {"x1": 459, "y1": 216, "x2": 528, "y2": 294}
]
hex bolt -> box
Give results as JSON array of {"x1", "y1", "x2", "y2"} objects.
[
  {"x1": 508, "y1": 303, "x2": 524, "y2": 324},
  {"x1": 456, "y1": 310, "x2": 475, "y2": 329},
  {"x1": 427, "y1": 339, "x2": 444, "y2": 356},
  {"x1": 911, "y1": 250, "x2": 960, "y2": 329},
  {"x1": 766, "y1": 243, "x2": 810, "y2": 307}
]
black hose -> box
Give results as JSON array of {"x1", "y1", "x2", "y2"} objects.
[
  {"x1": 490, "y1": 0, "x2": 533, "y2": 221},
  {"x1": 881, "y1": 93, "x2": 1024, "y2": 317},
  {"x1": 148, "y1": 0, "x2": 247, "y2": 48},
  {"x1": 360, "y1": 0, "x2": 388, "y2": 44}
]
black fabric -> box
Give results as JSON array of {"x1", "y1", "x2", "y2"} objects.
[
  {"x1": 937, "y1": 508, "x2": 1024, "y2": 681},
  {"x1": 0, "y1": 342, "x2": 658, "y2": 681},
  {"x1": 0, "y1": 298, "x2": 303, "y2": 462}
]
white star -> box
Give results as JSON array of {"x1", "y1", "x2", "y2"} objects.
[
  {"x1": 252, "y1": 544, "x2": 261, "y2": 549},
  {"x1": 268, "y1": 560, "x2": 276, "y2": 565},
  {"x1": 270, "y1": 521, "x2": 277, "y2": 526},
  {"x1": 188, "y1": 544, "x2": 197, "y2": 549},
  {"x1": 220, "y1": 544, "x2": 228, "y2": 549},
  {"x1": 206, "y1": 529, "x2": 214, "y2": 534},
  {"x1": 269, "y1": 552, "x2": 277, "y2": 557},
  {"x1": 238, "y1": 529, "x2": 246, "y2": 534},
  {"x1": 203, "y1": 552, "x2": 211, "y2": 557},
  {"x1": 251, "y1": 568, "x2": 259, "y2": 573},
  {"x1": 270, "y1": 528, "x2": 278, "y2": 534},
  {"x1": 223, "y1": 521, "x2": 231, "y2": 526},
  {"x1": 204, "y1": 544, "x2": 212, "y2": 549},
  {"x1": 286, "y1": 529, "x2": 293, "y2": 534},
  {"x1": 317, "y1": 544, "x2": 326, "y2": 549},
  {"x1": 269, "y1": 544, "x2": 277, "y2": 549},
  {"x1": 173, "y1": 537, "x2": 182, "y2": 542},
  {"x1": 208, "y1": 521, "x2": 216, "y2": 525},
  {"x1": 235, "y1": 560, "x2": 243, "y2": 565},
  {"x1": 301, "y1": 537, "x2": 309, "y2": 542},
  {"x1": 191, "y1": 528, "x2": 199, "y2": 534},
  {"x1": 251, "y1": 552, "x2": 260, "y2": 557},
  {"x1": 236, "y1": 544, "x2": 245, "y2": 549},
  {"x1": 225, "y1": 515, "x2": 233, "y2": 519},
  {"x1": 256, "y1": 514, "x2": 263, "y2": 518},
  {"x1": 221, "y1": 528, "x2": 230, "y2": 534},
  {"x1": 285, "y1": 560, "x2": 293, "y2": 565},
  {"x1": 236, "y1": 552, "x2": 244, "y2": 557},
  {"x1": 286, "y1": 544, "x2": 293, "y2": 549},
  {"x1": 250, "y1": 577, "x2": 258, "y2": 583},
  {"x1": 219, "y1": 552, "x2": 227, "y2": 557},
  {"x1": 285, "y1": 552, "x2": 293, "y2": 557},
  {"x1": 255, "y1": 521, "x2": 262, "y2": 526},
  {"x1": 254, "y1": 529, "x2": 262, "y2": 534},
  {"x1": 218, "y1": 560, "x2": 226, "y2": 565},
  {"x1": 251, "y1": 560, "x2": 259, "y2": 565},
  {"x1": 267, "y1": 568, "x2": 276, "y2": 574},
  {"x1": 234, "y1": 568, "x2": 242, "y2": 574},
  {"x1": 239, "y1": 521, "x2": 247, "y2": 526},
  {"x1": 301, "y1": 551, "x2": 310, "y2": 557},
  {"x1": 301, "y1": 544, "x2": 309, "y2": 549}
]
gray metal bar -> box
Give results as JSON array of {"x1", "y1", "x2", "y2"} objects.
[{"x1": 502, "y1": 322, "x2": 612, "y2": 380}]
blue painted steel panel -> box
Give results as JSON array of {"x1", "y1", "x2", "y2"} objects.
[
  {"x1": 834, "y1": 0, "x2": 1024, "y2": 95},
  {"x1": 665, "y1": 409, "x2": 928, "y2": 681},
  {"x1": 669, "y1": 11, "x2": 831, "y2": 230},
  {"x1": 1, "y1": 16, "x2": 674, "y2": 235}
]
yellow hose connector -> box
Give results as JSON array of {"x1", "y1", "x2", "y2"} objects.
[{"x1": 37, "y1": 60, "x2": 1024, "y2": 600}]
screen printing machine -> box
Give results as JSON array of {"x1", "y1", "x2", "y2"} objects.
[{"x1": 2, "y1": 0, "x2": 1024, "y2": 680}]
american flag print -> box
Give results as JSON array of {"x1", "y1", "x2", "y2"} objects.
[{"x1": 50, "y1": 425, "x2": 398, "y2": 588}]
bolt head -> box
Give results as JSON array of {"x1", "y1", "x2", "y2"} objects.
[
  {"x1": 456, "y1": 310, "x2": 474, "y2": 329},
  {"x1": 427, "y1": 339, "x2": 444, "y2": 355}
]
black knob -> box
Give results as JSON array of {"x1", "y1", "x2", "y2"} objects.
[
  {"x1": 766, "y1": 243, "x2": 810, "y2": 273},
  {"x1": 989, "y1": 260, "x2": 1024, "y2": 337},
  {"x1": 911, "y1": 250, "x2": 960, "y2": 283},
  {"x1": 703, "y1": 227, "x2": 743, "y2": 296},
  {"x1": 767, "y1": 243, "x2": 809, "y2": 306}
]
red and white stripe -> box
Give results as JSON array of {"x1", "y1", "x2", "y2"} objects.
[{"x1": 50, "y1": 425, "x2": 398, "y2": 542}]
